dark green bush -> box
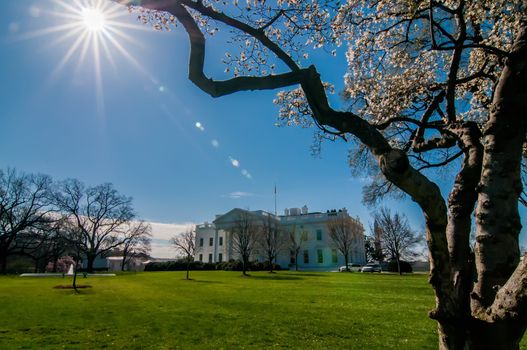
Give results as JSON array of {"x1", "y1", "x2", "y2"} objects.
[
  {"x1": 144, "y1": 261, "x2": 210, "y2": 271},
  {"x1": 144, "y1": 260, "x2": 282, "y2": 272},
  {"x1": 386, "y1": 260, "x2": 413, "y2": 273}
]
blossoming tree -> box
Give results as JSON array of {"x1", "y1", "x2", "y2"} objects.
[{"x1": 113, "y1": 1, "x2": 527, "y2": 348}]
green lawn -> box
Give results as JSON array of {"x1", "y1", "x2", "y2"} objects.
[{"x1": 0, "y1": 271, "x2": 523, "y2": 349}]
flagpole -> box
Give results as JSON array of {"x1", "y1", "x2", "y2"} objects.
[{"x1": 274, "y1": 184, "x2": 277, "y2": 216}]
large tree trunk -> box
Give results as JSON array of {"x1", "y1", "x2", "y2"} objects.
[
  {"x1": 86, "y1": 254, "x2": 96, "y2": 273},
  {"x1": 0, "y1": 247, "x2": 7, "y2": 274},
  {"x1": 295, "y1": 252, "x2": 299, "y2": 271},
  {"x1": 242, "y1": 256, "x2": 248, "y2": 276},
  {"x1": 434, "y1": 20, "x2": 527, "y2": 350},
  {"x1": 186, "y1": 257, "x2": 190, "y2": 280}
]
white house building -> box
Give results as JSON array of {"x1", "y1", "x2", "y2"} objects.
[{"x1": 194, "y1": 206, "x2": 366, "y2": 271}]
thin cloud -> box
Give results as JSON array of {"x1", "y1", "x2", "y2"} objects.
[{"x1": 226, "y1": 191, "x2": 253, "y2": 199}]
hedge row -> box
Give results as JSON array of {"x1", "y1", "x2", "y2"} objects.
[
  {"x1": 144, "y1": 260, "x2": 281, "y2": 272},
  {"x1": 385, "y1": 260, "x2": 413, "y2": 273}
]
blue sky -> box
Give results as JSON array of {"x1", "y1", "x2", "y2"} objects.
[{"x1": 1, "y1": 0, "x2": 525, "y2": 257}]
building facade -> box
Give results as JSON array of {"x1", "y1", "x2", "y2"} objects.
[{"x1": 194, "y1": 206, "x2": 366, "y2": 270}]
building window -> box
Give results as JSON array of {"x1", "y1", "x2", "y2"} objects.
[
  {"x1": 219, "y1": 237, "x2": 223, "y2": 246},
  {"x1": 199, "y1": 238, "x2": 203, "y2": 247},
  {"x1": 209, "y1": 237, "x2": 213, "y2": 246},
  {"x1": 332, "y1": 249, "x2": 338, "y2": 264},
  {"x1": 317, "y1": 249, "x2": 324, "y2": 264},
  {"x1": 303, "y1": 250, "x2": 309, "y2": 264},
  {"x1": 290, "y1": 250, "x2": 296, "y2": 264},
  {"x1": 316, "y1": 229, "x2": 322, "y2": 241},
  {"x1": 218, "y1": 253, "x2": 223, "y2": 263},
  {"x1": 199, "y1": 254, "x2": 203, "y2": 262},
  {"x1": 208, "y1": 254, "x2": 213, "y2": 263}
]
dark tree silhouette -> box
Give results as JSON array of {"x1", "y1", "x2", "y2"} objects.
[
  {"x1": 229, "y1": 211, "x2": 258, "y2": 276},
  {"x1": 374, "y1": 207, "x2": 423, "y2": 275},
  {"x1": 257, "y1": 214, "x2": 283, "y2": 273},
  {"x1": 327, "y1": 214, "x2": 364, "y2": 271},
  {"x1": 0, "y1": 168, "x2": 53, "y2": 274},
  {"x1": 170, "y1": 228, "x2": 196, "y2": 280},
  {"x1": 287, "y1": 225, "x2": 307, "y2": 272},
  {"x1": 121, "y1": 221, "x2": 151, "y2": 271},
  {"x1": 54, "y1": 179, "x2": 135, "y2": 272}
]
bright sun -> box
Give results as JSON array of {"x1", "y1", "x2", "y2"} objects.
[
  {"x1": 24, "y1": 0, "x2": 148, "y2": 115},
  {"x1": 82, "y1": 7, "x2": 106, "y2": 32}
]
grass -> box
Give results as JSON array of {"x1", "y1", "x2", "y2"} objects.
[{"x1": 0, "y1": 271, "x2": 523, "y2": 349}]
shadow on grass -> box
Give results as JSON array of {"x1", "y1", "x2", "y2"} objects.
[
  {"x1": 286, "y1": 272, "x2": 329, "y2": 277},
  {"x1": 190, "y1": 280, "x2": 224, "y2": 284},
  {"x1": 249, "y1": 274, "x2": 303, "y2": 281}
]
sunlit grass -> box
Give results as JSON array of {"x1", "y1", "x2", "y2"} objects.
[{"x1": 0, "y1": 271, "x2": 523, "y2": 349}]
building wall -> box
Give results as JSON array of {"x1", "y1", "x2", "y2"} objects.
[
  {"x1": 194, "y1": 224, "x2": 229, "y2": 263},
  {"x1": 278, "y1": 213, "x2": 366, "y2": 270},
  {"x1": 194, "y1": 208, "x2": 366, "y2": 270}
]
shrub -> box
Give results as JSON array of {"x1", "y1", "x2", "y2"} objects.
[
  {"x1": 144, "y1": 260, "x2": 282, "y2": 272},
  {"x1": 386, "y1": 260, "x2": 413, "y2": 273},
  {"x1": 144, "y1": 261, "x2": 217, "y2": 271}
]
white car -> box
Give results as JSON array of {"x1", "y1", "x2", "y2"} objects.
[
  {"x1": 338, "y1": 263, "x2": 362, "y2": 272},
  {"x1": 361, "y1": 263, "x2": 382, "y2": 273}
]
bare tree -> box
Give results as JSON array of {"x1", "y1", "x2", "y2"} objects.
[
  {"x1": 121, "y1": 221, "x2": 151, "y2": 271},
  {"x1": 54, "y1": 179, "x2": 135, "y2": 272},
  {"x1": 374, "y1": 208, "x2": 423, "y2": 275},
  {"x1": 327, "y1": 215, "x2": 364, "y2": 271},
  {"x1": 257, "y1": 215, "x2": 283, "y2": 273},
  {"x1": 0, "y1": 169, "x2": 54, "y2": 274},
  {"x1": 170, "y1": 228, "x2": 196, "y2": 280},
  {"x1": 363, "y1": 237, "x2": 376, "y2": 263},
  {"x1": 46, "y1": 218, "x2": 75, "y2": 273},
  {"x1": 110, "y1": 1, "x2": 527, "y2": 348},
  {"x1": 229, "y1": 211, "x2": 258, "y2": 276},
  {"x1": 288, "y1": 225, "x2": 307, "y2": 272},
  {"x1": 372, "y1": 219, "x2": 385, "y2": 263}
]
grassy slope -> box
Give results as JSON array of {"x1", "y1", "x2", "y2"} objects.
[{"x1": 0, "y1": 271, "x2": 523, "y2": 349}]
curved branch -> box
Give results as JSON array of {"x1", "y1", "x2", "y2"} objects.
[
  {"x1": 374, "y1": 117, "x2": 445, "y2": 131},
  {"x1": 413, "y1": 150, "x2": 463, "y2": 171},
  {"x1": 445, "y1": 0, "x2": 466, "y2": 122},
  {"x1": 117, "y1": 0, "x2": 457, "y2": 324}
]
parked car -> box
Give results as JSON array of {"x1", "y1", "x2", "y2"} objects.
[
  {"x1": 338, "y1": 263, "x2": 362, "y2": 272},
  {"x1": 361, "y1": 263, "x2": 382, "y2": 273}
]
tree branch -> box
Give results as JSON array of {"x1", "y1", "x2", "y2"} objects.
[{"x1": 116, "y1": 0, "x2": 457, "y2": 323}]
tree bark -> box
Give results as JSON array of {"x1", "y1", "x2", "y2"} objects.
[
  {"x1": 472, "y1": 21, "x2": 527, "y2": 308},
  {"x1": 86, "y1": 254, "x2": 96, "y2": 273},
  {"x1": 72, "y1": 259, "x2": 79, "y2": 293},
  {"x1": 242, "y1": 256, "x2": 249, "y2": 276},
  {"x1": 438, "y1": 20, "x2": 527, "y2": 350},
  {"x1": 0, "y1": 246, "x2": 7, "y2": 274},
  {"x1": 295, "y1": 252, "x2": 299, "y2": 271}
]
